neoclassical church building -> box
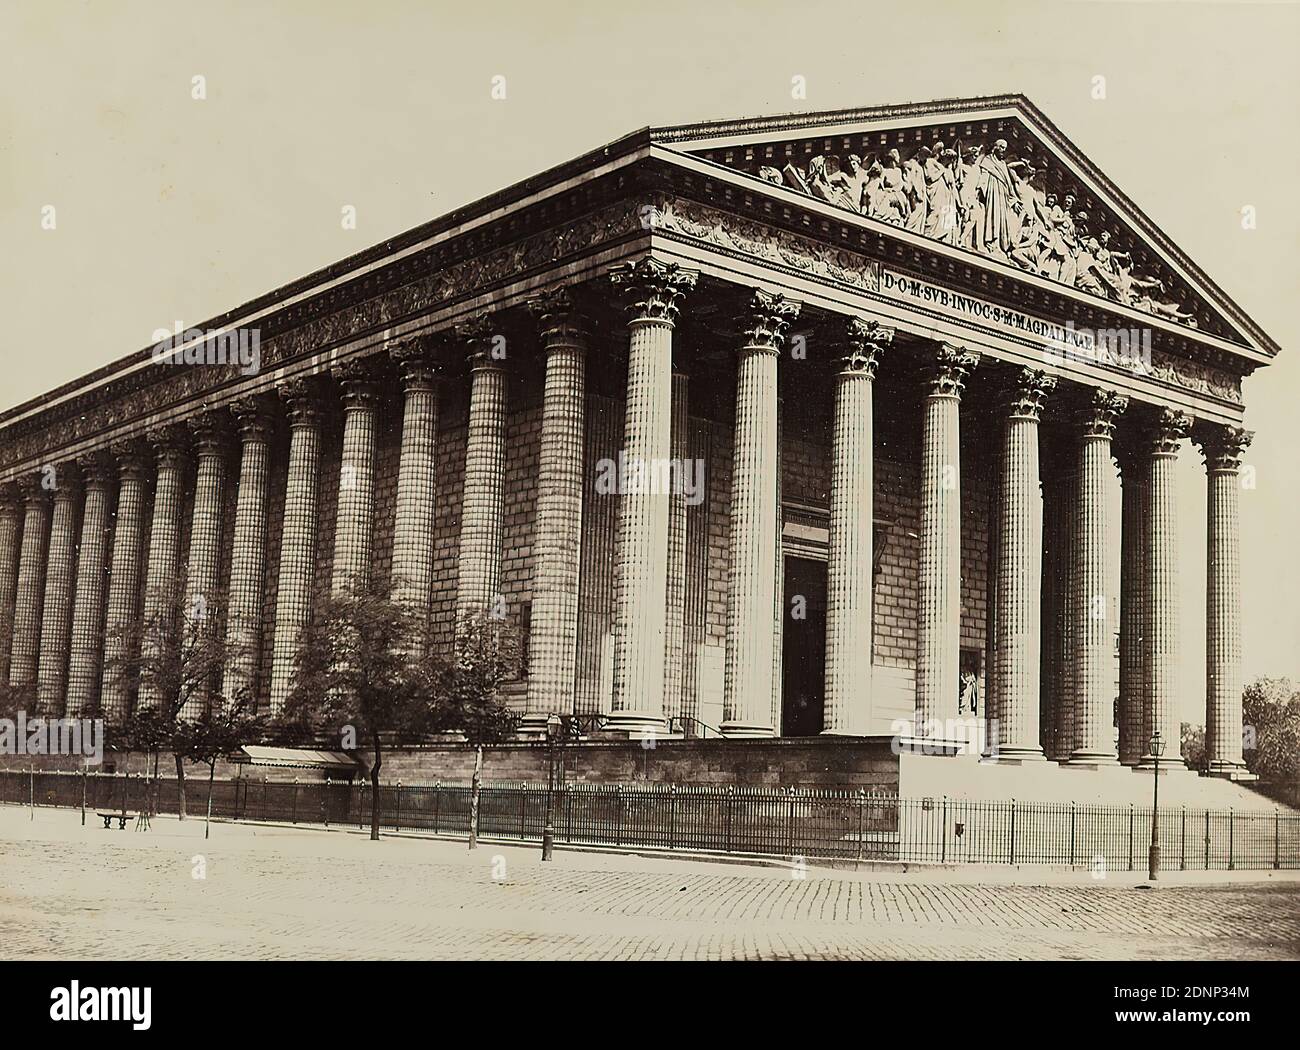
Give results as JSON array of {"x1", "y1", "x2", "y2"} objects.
[{"x1": 0, "y1": 97, "x2": 1279, "y2": 787}]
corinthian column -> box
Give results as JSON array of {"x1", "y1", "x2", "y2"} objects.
[
  {"x1": 389, "y1": 337, "x2": 442, "y2": 621},
  {"x1": 455, "y1": 317, "x2": 508, "y2": 621},
  {"x1": 222, "y1": 400, "x2": 274, "y2": 708},
  {"x1": 0, "y1": 484, "x2": 21, "y2": 685},
  {"x1": 606, "y1": 258, "x2": 697, "y2": 734},
  {"x1": 331, "y1": 361, "x2": 380, "y2": 596},
  {"x1": 1115, "y1": 443, "x2": 1148, "y2": 766},
  {"x1": 65, "y1": 455, "x2": 115, "y2": 717},
  {"x1": 523, "y1": 289, "x2": 587, "y2": 732},
  {"x1": 270, "y1": 379, "x2": 323, "y2": 714},
  {"x1": 824, "y1": 318, "x2": 893, "y2": 735},
  {"x1": 989, "y1": 368, "x2": 1056, "y2": 759},
  {"x1": 1196, "y1": 424, "x2": 1252, "y2": 778},
  {"x1": 8, "y1": 476, "x2": 50, "y2": 690},
  {"x1": 36, "y1": 465, "x2": 81, "y2": 715},
  {"x1": 722, "y1": 290, "x2": 799, "y2": 738},
  {"x1": 100, "y1": 443, "x2": 150, "y2": 723},
  {"x1": 664, "y1": 368, "x2": 690, "y2": 723},
  {"x1": 1070, "y1": 389, "x2": 1127, "y2": 764},
  {"x1": 179, "y1": 413, "x2": 230, "y2": 720},
  {"x1": 138, "y1": 430, "x2": 189, "y2": 711},
  {"x1": 916, "y1": 344, "x2": 979, "y2": 739},
  {"x1": 1142, "y1": 409, "x2": 1192, "y2": 767}
]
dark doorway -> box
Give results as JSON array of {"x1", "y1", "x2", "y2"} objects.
[{"x1": 781, "y1": 556, "x2": 827, "y2": 736}]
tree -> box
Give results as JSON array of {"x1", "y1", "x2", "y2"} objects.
[
  {"x1": 1180, "y1": 723, "x2": 1206, "y2": 773},
  {"x1": 429, "y1": 612, "x2": 521, "y2": 849},
  {"x1": 1242, "y1": 677, "x2": 1300, "y2": 786},
  {"x1": 284, "y1": 578, "x2": 442, "y2": 841},
  {"x1": 174, "y1": 700, "x2": 265, "y2": 839},
  {"x1": 103, "y1": 578, "x2": 240, "y2": 818}
]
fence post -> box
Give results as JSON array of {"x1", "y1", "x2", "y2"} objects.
[
  {"x1": 1228, "y1": 810, "x2": 1235, "y2": 870},
  {"x1": 564, "y1": 784, "x2": 572, "y2": 843},
  {"x1": 615, "y1": 786, "x2": 623, "y2": 847},
  {"x1": 433, "y1": 781, "x2": 441, "y2": 834},
  {"x1": 396, "y1": 781, "x2": 402, "y2": 832},
  {"x1": 1204, "y1": 810, "x2": 1210, "y2": 869},
  {"x1": 291, "y1": 777, "x2": 299, "y2": 824},
  {"x1": 81, "y1": 768, "x2": 87, "y2": 827},
  {"x1": 668, "y1": 785, "x2": 677, "y2": 850},
  {"x1": 941, "y1": 796, "x2": 948, "y2": 864},
  {"x1": 1128, "y1": 803, "x2": 1134, "y2": 872},
  {"x1": 786, "y1": 786, "x2": 796, "y2": 858},
  {"x1": 1180, "y1": 807, "x2": 1186, "y2": 871},
  {"x1": 261, "y1": 775, "x2": 268, "y2": 821},
  {"x1": 1275, "y1": 808, "x2": 1281, "y2": 870},
  {"x1": 29, "y1": 765, "x2": 34, "y2": 820},
  {"x1": 520, "y1": 782, "x2": 528, "y2": 839},
  {"x1": 323, "y1": 776, "x2": 330, "y2": 828},
  {"x1": 856, "y1": 790, "x2": 866, "y2": 861},
  {"x1": 725, "y1": 785, "x2": 734, "y2": 853},
  {"x1": 1009, "y1": 799, "x2": 1017, "y2": 865},
  {"x1": 1069, "y1": 801, "x2": 1076, "y2": 868}
]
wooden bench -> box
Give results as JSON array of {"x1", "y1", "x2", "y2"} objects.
[{"x1": 96, "y1": 812, "x2": 130, "y2": 830}]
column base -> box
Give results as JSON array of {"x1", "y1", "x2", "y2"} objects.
[
  {"x1": 514, "y1": 715, "x2": 554, "y2": 741},
  {"x1": 600, "y1": 712, "x2": 667, "y2": 740},
  {"x1": 986, "y1": 744, "x2": 1046, "y2": 764},
  {"x1": 1136, "y1": 756, "x2": 1189, "y2": 773},
  {"x1": 1067, "y1": 750, "x2": 1120, "y2": 767},
  {"x1": 1206, "y1": 760, "x2": 1258, "y2": 781},
  {"x1": 719, "y1": 721, "x2": 775, "y2": 739}
]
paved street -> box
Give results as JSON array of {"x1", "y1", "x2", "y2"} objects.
[{"x1": 1, "y1": 804, "x2": 1297, "y2": 961}]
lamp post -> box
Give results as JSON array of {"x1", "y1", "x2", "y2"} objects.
[
  {"x1": 542, "y1": 714, "x2": 562, "y2": 861},
  {"x1": 1148, "y1": 730, "x2": 1165, "y2": 881}
]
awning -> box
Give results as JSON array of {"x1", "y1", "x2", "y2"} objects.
[{"x1": 235, "y1": 746, "x2": 358, "y2": 772}]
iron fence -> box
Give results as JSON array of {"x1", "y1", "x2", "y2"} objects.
[{"x1": 2, "y1": 768, "x2": 1296, "y2": 870}]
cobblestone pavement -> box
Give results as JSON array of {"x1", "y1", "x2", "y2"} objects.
[{"x1": 1, "y1": 806, "x2": 1297, "y2": 960}]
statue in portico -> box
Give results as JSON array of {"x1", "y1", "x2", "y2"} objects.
[
  {"x1": 923, "y1": 143, "x2": 961, "y2": 244},
  {"x1": 976, "y1": 138, "x2": 1019, "y2": 258}
]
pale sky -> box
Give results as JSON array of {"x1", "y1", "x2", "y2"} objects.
[{"x1": 2, "y1": 0, "x2": 1297, "y2": 721}]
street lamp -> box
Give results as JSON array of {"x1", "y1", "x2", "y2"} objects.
[
  {"x1": 1148, "y1": 730, "x2": 1166, "y2": 881},
  {"x1": 542, "y1": 714, "x2": 562, "y2": 862}
]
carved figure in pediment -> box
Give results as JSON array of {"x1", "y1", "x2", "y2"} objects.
[
  {"x1": 976, "y1": 139, "x2": 1018, "y2": 258},
  {"x1": 1134, "y1": 294, "x2": 1197, "y2": 327},
  {"x1": 956, "y1": 143, "x2": 984, "y2": 249},
  {"x1": 808, "y1": 155, "x2": 852, "y2": 210},
  {"x1": 870, "y1": 150, "x2": 909, "y2": 226},
  {"x1": 1074, "y1": 237, "x2": 1112, "y2": 296},
  {"x1": 836, "y1": 154, "x2": 870, "y2": 213},
  {"x1": 1008, "y1": 210, "x2": 1046, "y2": 272},
  {"x1": 758, "y1": 165, "x2": 784, "y2": 186},
  {"x1": 903, "y1": 147, "x2": 929, "y2": 233},
  {"x1": 923, "y1": 144, "x2": 961, "y2": 244}
]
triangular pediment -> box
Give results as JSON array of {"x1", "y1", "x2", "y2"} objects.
[{"x1": 650, "y1": 96, "x2": 1278, "y2": 360}]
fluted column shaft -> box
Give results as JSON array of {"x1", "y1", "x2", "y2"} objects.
[
  {"x1": 991, "y1": 369, "x2": 1056, "y2": 758},
  {"x1": 138, "y1": 435, "x2": 188, "y2": 711},
  {"x1": 916, "y1": 345, "x2": 978, "y2": 737},
  {"x1": 663, "y1": 369, "x2": 690, "y2": 723},
  {"x1": 270, "y1": 383, "x2": 322, "y2": 714},
  {"x1": 9, "y1": 480, "x2": 50, "y2": 690},
  {"x1": 0, "y1": 485, "x2": 21, "y2": 685},
  {"x1": 722, "y1": 291, "x2": 799, "y2": 737},
  {"x1": 222, "y1": 403, "x2": 273, "y2": 707},
  {"x1": 331, "y1": 364, "x2": 379, "y2": 595},
  {"x1": 179, "y1": 416, "x2": 229, "y2": 720},
  {"x1": 607, "y1": 259, "x2": 697, "y2": 733},
  {"x1": 1143, "y1": 410, "x2": 1191, "y2": 766},
  {"x1": 456, "y1": 319, "x2": 507, "y2": 621},
  {"x1": 524, "y1": 292, "x2": 587, "y2": 729},
  {"x1": 66, "y1": 458, "x2": 114, "y2": 717},
  {"x1": 100, "y1": 446, "x2": 150, "y2": 722},
  {"x1": 1116, "y1": 447, "x2": 1148, "y2": 765},
  {"x1": 36, "y1": 469, "x2": 81, "y2": 715},
  {"x1": 1070, "y1": 390, "x2": 1127, "y2": 763},
  {"x1": 824, "y1": 319, "x2": 892, "y2": 734},
  {"x1": 1198, "y1": 426, "x2": 1251, "y2": 776},
  {"x1": 389, "y1": 340, "x2": 441, "y2": 620}
]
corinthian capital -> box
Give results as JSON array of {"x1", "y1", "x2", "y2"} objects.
[
  {"x1": 231, "y1": 396, "x2": 277, "y2": 443},
  {"x1": 280, "y1": 376, "x2": 324, "y2": 426},
  {"x1": 838, "y1": 318, "x2": 893, "y2": 379},
  {"x1": 188, "y1": 409, "x2": 231, "y2": 454},
  {"x1": 333, "y1": 358, "x2": 380, "y2": 408},
  {"x1": 147, "y1": 425, "x2": 191, "y2": 470},
  {"x1": 388, "y1": 334, "x2": 443, "y2": 387},
  {"x1": 1006, "y1": 367, "x2": 1058, "y2": 421},
  {"x1": 528, "y1": 286, "x2": 588, "y2": 347},
  {"x1": 1080, "y1": 388, "x2": 1128, "y2": 438},
  {"x1": 456, "y1": 314, "x2": 505, "y2": 369},
  {"x1": 76, "y1": 451, "x2": 116, "y2": 490},
  {"x1": 109, "y1": 438, "x2": 152, "y2": 481},
  {"x1": 928, "y1": 343, "x2": 980, "y2": 397},
  {"x1": 739, "y1": 290, "x2": 802, "y2": 354},
  {"x1": 609, "y1": 258, "x2": 698, "y2": 326},
  {"x1": 1148, "y1": 409, "x2": 1193, "y2": 455},
  {"x1": 1196, "y1": 424, "x2": 1253, "y2": 472}
]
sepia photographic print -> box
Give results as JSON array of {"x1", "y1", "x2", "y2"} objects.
[{"x1": 1, "y1": 0, "x2": 1297, "y2": 1033}]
